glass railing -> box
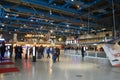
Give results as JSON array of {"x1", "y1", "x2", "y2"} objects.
[{"x1": 63, "y1": 49, "x2": 107, "y2": 59}]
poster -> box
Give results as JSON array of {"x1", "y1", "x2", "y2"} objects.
[{"x1": 103, "y1": 42, "x2": 120, "y2": 66}]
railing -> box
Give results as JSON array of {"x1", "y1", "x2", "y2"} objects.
[{"x1": 63, "y1": 49, "x2": 108, "y2": 59}]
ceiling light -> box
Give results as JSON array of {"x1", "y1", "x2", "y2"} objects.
[
  {"x1": 77, "y1": 5, "x2": 80, "y2": 8},
  {"x1": 40, "y1": 26, "x2": 43, "y2": 29},
  {"x1": 61, "y1": 31, "x2": 64, "y2": 33},
  {"x1": 53, "y1": 3, "x2": 56, "y2": 5},
  {"x1": 9, "y1": 32, "x2": 11, "y2": 34},
  {"x1": 77, "y1": 31, "x2": 80, "y2": 34},
  {"x1": 45, "y1": 19, "x2": 48, "y2": 22},
  {"x1": 5, "y1": 15, "x2": 8, "y2": 18},
  {"x1": 80, "y1": 27, "x2": 82, "y2": 29},
  {"x1": 91, "y1": 29, "x2": 95, "y2": 31},
  {"x1": 67, "y1": 24, "x2": 69, "y2": 27},
  {"x1": 50, "y1": 30, "x2": 53, "y2": 33},
  {"x1": 93, "y1": 43, "x2": 97, "y2": 45},
  {"x1": 50, "y1": 10, "x2": 52, "y2": 15},
  {"x1": 16, "y1": 14, "x2": 19, "y2": 17},
  {"x1": 20, "y1": 27, "x2": 23, "y2": 28},
  {"x1": 23, "y1": 24, "x2": 26, "y2": 27},
  {"x1": 30, "y1": 19, "x2": 33, "y2": 22},
  {"x1": 101, "y1": 28, "x2": 106, "y2": 31},
  {"x1": 14, "y1": 29, "x2": 17, "y2": 31},
  {"x1": 71, "y1": 0, "x2": 74, "y2": 1},
  {"x1": 2, "y1": 24, "x2": 5, "y2": 27},
  {"x1": 55, "y1": 28, "x2": 58, "y2": 30},
  {"x1": 65, "y1": 30, "x2": 68, "y2": 32},
  {"x1": 36, "y1": 19, "x2": 38, "y2": 22}
]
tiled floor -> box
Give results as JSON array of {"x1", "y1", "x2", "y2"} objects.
[{"x1": 0, "y1": 54, "x2": 120, "y2": 80}]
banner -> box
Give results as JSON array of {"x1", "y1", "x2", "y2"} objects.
[{"x1": 103, "y1": 43, "x2": 120, "y2": 66}]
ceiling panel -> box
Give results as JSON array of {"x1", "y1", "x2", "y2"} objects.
[{"x1": 0, "y1": 0, "x2": 120, "y2": 36}]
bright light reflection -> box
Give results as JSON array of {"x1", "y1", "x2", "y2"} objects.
[
  {"x1": 2, "y1": 24, "x2": 5, "y2": 27},
  {"x1": 0, "y1": 38, "x2": 5, "y2": 41},
  {"x1": 93, "y1": 43, "x2": 97, "y2": 45},
  {"x1": 59, "y1": 64, "x2": 94, "y2": 70},
  {"x1": 5, "y1": 15, "x2": 8, "y2": 18},
  {"x1": 49, "y1": 57, "x2": 53, "y2": 75}
]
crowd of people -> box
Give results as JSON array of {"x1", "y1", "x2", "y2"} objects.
[
  {"x1": 0, "y1": 43, "x2": 86, "y2": 62},
  {"x1": 0, "y1": 41, "x2": 61, "y2": 63},
  {"x1": 64, "y1": 45, "x2": 86, "y2": 59},
  {"x1": 35, "y1": 46, "x2": 61, "y2": 63},
  {"x1": 15, "y1": 45, "x2": 61, "y2": 63}
]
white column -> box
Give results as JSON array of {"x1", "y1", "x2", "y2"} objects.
[
  {"x1": 0, "y1": 34, "x2": 2, "y2": 38},
  {"x1": 13, "y1": 33, "x2": 17, "y2": 42}
]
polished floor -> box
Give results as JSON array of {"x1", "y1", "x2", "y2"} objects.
[{"x1": 0, "y1": 54, "x2": 120, "y2": 80}]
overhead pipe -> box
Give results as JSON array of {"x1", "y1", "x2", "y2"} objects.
[
  {"x1": 87, "y1": 8, "x2": 90, "y2": 34},
  {"x1": 1, "y1": 1, "x2": 102, "y2": 27},
  {"x1": 0, "y1": 16, "x2": 83, "y2": 35}
]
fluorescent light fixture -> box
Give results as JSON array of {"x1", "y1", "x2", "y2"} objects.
[
  {"x1": 93, "y1": 43, "x2": 97, "y2": 45},
  {"x1": 30, "y1": 19, "x2": 33, "y2": 22},
  {"x1": 67, "y1": 24, "x2": 69, "y2": 27},
  {"x1": 5, "y1": 15, "x2": 8, "y2": 18},
  {"x1": 50, "y1": 30, "x2": 53, "y2": 33},
  {"x1": 50, "y1": 10, "x2": 52, "y2": 15},
  {"x1": 0, "y1": 38, "x2": 5, "y2": 41},
  {"x1": 2, "y1": 24, "x2": 5, "y2": 27}
]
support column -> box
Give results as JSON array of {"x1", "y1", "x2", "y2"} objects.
[
  {"x1": 25, "y1": 46, "x2": 28, "y2": 59},
  {"x1": 112, "y1": 0, "x2": 116, "y2": 39},
  {"x1": 13, "y1": 33, "x2": 17, "y2": 42},
  {"x1": 0, "y1": 34, "x2": 2, "y2": 38},
  {"x1": 32, "y1": 46, "x2": 36, "y2": 62}
]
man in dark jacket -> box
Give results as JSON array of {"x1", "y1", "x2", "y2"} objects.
[
  {"x1": 55, "y1": 47, "x2": 60, "y2": 62},
  {"x1": 81, "y1": 46, "x2": 85, "y2": 60},
  {"x1": 0, "y1": 41, "x2": 6, "y2": 60}
]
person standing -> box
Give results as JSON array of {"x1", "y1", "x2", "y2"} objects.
[
  {"x1": 51, "y1": 47, "x2": 57, "y2": 63},
  {"x1": 19, "y1": 45, "x2": 23, "y2": 59},
  {"x1": 0, "y1": 41, "x2": 6, "y2": 60},
  {"x1": 81, "y1": 46, "x2": 85, "y2": 60},
  {"x1": 40, "y1": 45, "x2": 44, "y2": 58},
  {"x1": 55, "y1": 47, "x2": 60, "y2": 62},
  {"x1": 14, "y1": 45, "x2": 18, "y2": 59},
  {"x1": 46, "y1": 47, "x2": 50, "y2": 58}
]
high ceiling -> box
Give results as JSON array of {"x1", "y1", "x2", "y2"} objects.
[{"x1": 0, "y1": 0, "x2": 120, "y2": 36}]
